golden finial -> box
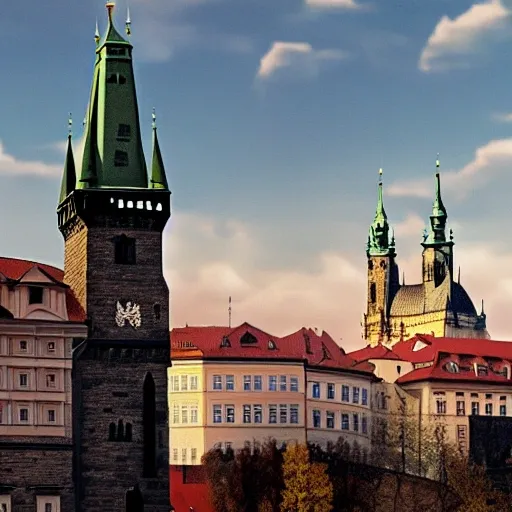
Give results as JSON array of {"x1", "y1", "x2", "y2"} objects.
[
  {"x1": 106, "y1": 2, "x2": 116, "y2": 21},
  {"x1": 94, "y1": 19, "x2": 100, "y2": 45},
  {"x1": 126, "y1": 7, "x2": 131, "y2": 36},
  {"x1": 378, "y1": 167, "x2": 383, "y2": 183},
  {"x1": 436, "y1": 153, "x2": 440, "y2": 168}
]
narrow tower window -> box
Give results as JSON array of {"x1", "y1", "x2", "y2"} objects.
[
  {"x1": 370, "y1": 283, "x2": 377, "y2": 304},
  {"x1": 114, "y1": 150, "x2": 129, "y2": 167},
  {"x1": 125, "y1": 485, "x2": 144, "y2": 512},
  {"x1": 117, "y1": 124, "x2": 131, "y2": 141},
  {"x1": 143, "y1": 373, "x2": 157, "y2": 477},
  {"x1": 114, "y1": 235, "x2": 136, "y2": 265},
  {"x1": 153, "y1": 304, "x2": 161, "y2": 321}
]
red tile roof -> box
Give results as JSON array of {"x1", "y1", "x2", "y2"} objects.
[
  {"x1": 349, "y1": 344, "x2": 402, "y2": 362},
  {"x1": 0, "y1": 257, "x2": 85, "y2": 322},
  {"x1": 171, "y1": 323, "x2": 374, "y2": 375}
]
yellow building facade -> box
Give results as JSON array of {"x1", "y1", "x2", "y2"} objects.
[{"x1": 362, "y1": 167, "x2": 488, "y2": 347}]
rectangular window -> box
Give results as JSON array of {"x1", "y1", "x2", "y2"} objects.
[
  {"x1": 280, "y1": 404, "x2": 287, "y2": 424},
  {"x1": 173, "y1": 448, "x2": 178, "y2": 462},
  {"x1": 327, "y1": 383, "x2": 335, "y2": 400},
  {"x1": 47, "y1": 410, "x2": 56, "y2": 423},
  {"x1": 290, "y1": 377, "x2": 299, "y2": 392},
  {"x1": 19, "y1": 408, "x2": 28, "y2": 423},
  {"x1": 312, "y1": 382, "x2": 320, "y2": 399},
  {"x1": 114, "y1": 235, "x2": 136, "y2": 265},
  {"x1": 269, "y1": 404, "x2": 277, "y2": 424},
  {"x1": 254, "y1": 375, "x2": 262, "y2": 391},
  {"x1": 436, "y1": 399, "x2": 446, "y2": 414},
  {"x1": 191, "y1": 448, "x2": 197, "y2": 463},
  {"x1": 456, "y1": 401, "x2": 465, "y2": 416},
  {"x1": 471, "y1": 393, "x2": 479, "y2": 398},
  {"x1": 225, "y1": 442, "x2": 232, "y2": 452},
  {"x1": 244, "y1": 375, "x2": 251, "y2": 391},
  {"x1": 47, "y1": 342, "x2": 55, "y2": 353},
  {"x1": 362, "y1": 388, "x2": 368, "y2": 406},
  {"x1": 172, "y1": 375, "x2": 179, "y2": 391},
  {"x1": 117, "y1": 123, "x2": 131, "y2": 140},
  {"x1": 342, "y1": 385, "x2": 349, "y2": 402},
  {"x1": 182, "y1": 448, "x2": 187, "y2": 463},
  {"x1": 225, "y1": 405, "x2": 235, "y2": 423},
  {"x1": 173, "y1": 404, "x2": 179, "y2": 424},
  {"x1": 190, "y1": 405, "x2": 198, "y2": 424},
  {"x1": 0, "y1": 496, "x2": 11, "y2": 512},
  {"x1": 353, "y1": 414, "x2": 359, "y2": 432},
  {"x1": 341, "y1": 413, "x2": 349, "y2": 430},
  {"x1": 28, "y1": 286, "x2": 43, "y2": 305},
  {"x1": 243, "y1": 405, "x2": 251, "y2": 424},
  {"x1": 485, "y1": 403, "x2": 493, "y2": 416},
  {"x1": 254, "y1": 404, "x2": 262, "y2": 424},
  {"x1": 269, "y1": 376, "x2": 277, "y2": 391},
  {"x1": 313, "y1": 409, "x2": 321, "y2": 428},
  {"x1": 114, "y1": 150, "x2": 129, "y2": 167},
  {"x1": 213, "y1": 375, "x2": 222, "y2": 390},
  {"x1": 213, "y1": 405, "x2": 222, "y2": 424},
  {"x1": 181, "y1": 375, "x2": 188, "y2": 391},
  {"x1": 485, "y1": 393, "x2": 493, "y2": 400},
  {"x1": 500, "y1": 404, "x2": 507, "y2": 416},
  {"x1": 362, "y1": 415, "x2": 368, "y2": 434},
  {"x1": 471, "y1": 402, "x2": 480, "y2": 415},
  {"x1": 352, "y1": 387, "x2": 360, "y2": 404},
  {"x1": 326, "y1": 411, "x2": 335, "y2": 429},
  {"x1": 290, "y1": 404, "x2": 299, "y2": 424},
  {"x1": 46, "y1": 374, "x2": 56, "y2": 388},
  {"x1": 190, "y1": 376, "x2": 198, "y2": 391},
  {"x1": 19, "y1": 374, "x2": 28, "y2": 387},
  {"x1": 19, "y1": 340, "x2": 27, "y2": 352},
  {"x1": 280, "y1": 375, "x2": 287, "y2": 392},
  {"x1": 36, "y1": 497, "x2": 60, "y2": 512},
  {"x1": 181, "y1": 405, "x2": 188, "y2": 424},
  {"x1": 226, "y1": 375, "x2": 235, "y2": 391}
]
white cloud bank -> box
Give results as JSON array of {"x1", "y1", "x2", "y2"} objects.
[
  {"x1": 0, "y1": 141, "x2": 60, "y2": 177},
  {"x1": 388, "y1": 137, "x2": 512, "y2": 199},
  {"x1": 257, "y1": 41, "x2": 347, "y2": 80},
  {"x1": 492, "y1": 112, "x2": 512, "y2": 123},
  {"x1": 305, "y1": 0, "x2": 363, "y2": 10},
  {"x1": 419, "y1": 0, "x2": 509, "y2": 73}
]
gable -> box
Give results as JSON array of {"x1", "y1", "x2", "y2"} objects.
[{"x1": 18, "y1": 266, "x2": 63, "y2": 285}]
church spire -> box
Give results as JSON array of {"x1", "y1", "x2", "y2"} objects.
[
  {"x1": 424, "y1": 156, "x2": 449, "y2": 245},
  {"x1": 150, "y1": 109, "x2": 169, "y2": 190},
  {"x1": 367, "y1": 168, "x2": 394, "y2": 257},
  {"x1": 77, "y1": 1, "x2": 148, "y2": 190},
  {"x1": 59, "y1": 114, "x2": 76, "y2": 204}
]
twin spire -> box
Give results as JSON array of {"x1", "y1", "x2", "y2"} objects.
[
  {"x1": 367, "y1": 156, "x2": 450, "y2": 257},
  {"x1": 59, "y1": 2, "x2": 169, "y2": 204}
]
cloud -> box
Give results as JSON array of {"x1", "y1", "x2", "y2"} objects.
[
  {"x1": 0, "y1": 141, "x2": 60, "y2": 178},
  {"x1": 492, "y1": 111, "x2": 512, "y2": 123},
  {"x1": 388, "y1": 137, "x2": 512, "y2": 199},
  {"x1": 257, "y1": 41, "x2": 347, "y2": 80},
  {"x1": 305, "y1": 0, "x2": 364, "y2": 10},
  {"x1": 419, "y1": 0, "x2": 509, "y2": 73},
  {"x1": 394, "y1": 214, "x2": 425, "y2": 239},
  {"x1": 165, "y1": 212, "x2": 366, "y2": 350}
]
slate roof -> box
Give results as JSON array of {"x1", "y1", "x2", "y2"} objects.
[{"x1": 171, "y1": 323, "x2": 375, "y2": 376}]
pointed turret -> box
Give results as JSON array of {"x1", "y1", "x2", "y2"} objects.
[
  {"x1": 424, "y1": 156, "x2": 448, "y2": 245},
  {"x1": 77, "y1": 1, "x2": 148, "y2": 189},
  {"x1": 150, "y1": 109, "x2": 169, "y2": 190},
  {"x1": 59, "y1": 114, "x2": 76, "y2": 203},
  {"x1": 367, "y1": 169, "x2": 394, "y2": 257}
]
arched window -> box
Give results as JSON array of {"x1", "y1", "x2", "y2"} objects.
[{"x1": 143, "y1": 373, "x2": 157, "y2": 477}]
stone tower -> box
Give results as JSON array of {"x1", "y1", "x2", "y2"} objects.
[
  {"x1": 56, "y1": 3, "x2": 171, "y2": 510},
  {"x1": 362, "y1": 170, "x2": 399, "y2": 345},
  {"x1": 421, "y1": 160, "x2": 454, "y2": 288}
]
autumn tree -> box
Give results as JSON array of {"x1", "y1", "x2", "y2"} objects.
[{"x1": 280, "y1": 443, "x2": 333, "y2": 512}]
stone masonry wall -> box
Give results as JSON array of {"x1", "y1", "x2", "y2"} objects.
[{"x1": 63, "y1": 220, "x2": 88, "y2": 313}]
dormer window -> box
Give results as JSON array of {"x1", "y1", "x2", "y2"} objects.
[
  {"x1": 476, "y1": 365, "x2": 488, "y2": 377},
  {"x1": 268, "y1": 340, "x2": 276, "y2": 350},
  {"x1": 444, "y1": 361, "x2": 459, "y2": 374},
  {"x1": 220, "y1": 337, "x2": 231, "y2": 348},
  {"x1": 240, "y1": 332, "x2": 257, "y2": 345},
  {"x1": 28, "y1": 286, "x2": 43, "y2": 305}
]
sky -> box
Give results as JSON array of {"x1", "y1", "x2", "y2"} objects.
[{"x1": 2, "y1": 0, "x2": 512, "y2": 350}]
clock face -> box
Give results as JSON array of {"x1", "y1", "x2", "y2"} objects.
[{"x1": 115, "y1": 301, "x2": 142, "y2": 329}]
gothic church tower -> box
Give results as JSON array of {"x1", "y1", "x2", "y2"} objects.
[
  {"x1": 57, "y1": 3, "x2": 170, "y2": 510},
  {"x1": 362, "y1": 170, "x2": 400, "y2": 345}
]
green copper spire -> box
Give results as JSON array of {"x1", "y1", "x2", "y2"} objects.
[
  {"x1": 424, "y1": 156, "x2": 449, "y2": 245},
  {"x1": 59, "y1": 114, "x2": 77, "y2": 204},
  {"x1": 150, "y1": 109, "x2": 169, "y2": 190},
  {"x1": 367, "y1": 169, "x2": 394, "y2": 256},
  {"x1": 77, "y1": 1, "x2": 148, "y2": 190}
]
